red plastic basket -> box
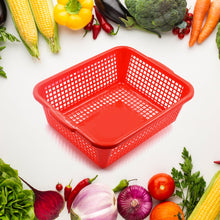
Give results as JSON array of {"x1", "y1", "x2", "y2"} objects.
[{"x1": 33, "y1": 46, "x2": 194, "y2": 168}]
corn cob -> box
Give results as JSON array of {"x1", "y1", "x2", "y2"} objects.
[
  {"x1": 28, "y1": 0, "x2": 60, "y2": 53},
  {"x1": 5, "y1": 0, "x2": 39, "y2": 58},
  {"x1": 188, "y1": 170, "x2": 220, "y2": 220}
]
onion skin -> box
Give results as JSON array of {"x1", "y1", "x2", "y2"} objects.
[
  {"x1": 70, "y1": 183, "x2": 117, "y2": 220},
  {"x1": 117, "y1": 185, "x2": 152, "y2": 220}
]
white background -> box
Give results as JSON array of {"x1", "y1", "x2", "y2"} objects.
[{"x1": 1, "y1": 0, "x2": 220, "y2": 219}]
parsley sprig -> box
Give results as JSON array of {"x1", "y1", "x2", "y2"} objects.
[
  {"x1": 171, "y1": 147, "x2": 206, "y2": 219},
  {"x1": 0, "y1": 26, "x2": 19, "y2": 78}
]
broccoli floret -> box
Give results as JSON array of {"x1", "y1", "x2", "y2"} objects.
[{"x1": 125, "y1": 0, "x2": 187, "y2": 33}]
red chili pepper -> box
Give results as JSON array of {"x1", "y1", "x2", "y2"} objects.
[
  {"x1": 64, "y1": 179, "x2": 72, "y2": 201},
  {"x1": 92, "y1": 18, "x2": 101, "y2": 40},
  {"x1": 214, "y1": 161, "x2": 220, "y2": 164},
  {"x1": 83, "y1": 14, "x2": 94, "y2": 37},
  {"x1": 67, "y1": 175, "x2": 98, "y2": 212},
  {"x1": 94, "y1": 6, "x2": 119, "y2": 35}
]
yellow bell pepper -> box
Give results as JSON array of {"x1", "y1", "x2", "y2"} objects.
[{"x1": 53, "y1": 0, "x2": 93, "y2": 30}]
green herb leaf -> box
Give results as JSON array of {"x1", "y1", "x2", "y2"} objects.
[
  {"x1": 0, "y1": 68, "x2": 6, "y2": 78},
  {"x1": 0, "y1": 46, "x2": 5, "y2": 52},
  {"x1": 0, "y1": 27, "x2": 19, "y2": 43},
  {"x1": 0, "y1": 27, "x2": 19, "y2": 78},
  {"x1": 171, "y1": 147, "x2": 206, "y2": 219}
]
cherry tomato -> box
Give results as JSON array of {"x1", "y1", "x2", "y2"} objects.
[
  {"x1": 186, "y1": 20, "x2": 192, "y2": 28},
  {"x1": 178, "y1": 32, "x2": 185, "y2": 40},
  {"x1": 56, "y1": 183, "x2": 63, "y2": 192},
  {"x1": 172, "y1": 27, "x2": 180, "y2": 35},
  {"x1": 187, "y1": 13, "x2": 193, "y2": 20},
  {"x1": 182, "y1": 27, "x2": 190, "y2": 35},
  {"x1": 148, "y1": 173, "x2": 175, "y2": 201}
]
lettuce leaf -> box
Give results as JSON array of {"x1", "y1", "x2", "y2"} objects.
[{"x1": 0, "y1": 159, "x2": 36, "y2": 220}]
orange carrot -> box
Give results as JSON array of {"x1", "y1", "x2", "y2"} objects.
[
  {"x1": 197, "y1": 0, "x2": 220, "y2": 44},
  {"x1": 189, "y1": 0, "x2": 211, "y2": 47}
]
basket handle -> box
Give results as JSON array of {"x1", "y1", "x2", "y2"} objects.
[{"x1": 48, "y1": 108, "x2": 77, "y2": 132}]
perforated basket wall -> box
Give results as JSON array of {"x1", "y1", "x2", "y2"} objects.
[{"x1": 34, "y1": 46, "x2": 194, "y2": 168}]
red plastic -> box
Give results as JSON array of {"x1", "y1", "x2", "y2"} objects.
[{"x1": 33, "y1": 46, "x2": 194, "y2": 168}]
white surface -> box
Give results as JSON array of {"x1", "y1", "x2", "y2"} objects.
[{"x1": 1, "y1": 0, "x2": 220, "y2": 219}]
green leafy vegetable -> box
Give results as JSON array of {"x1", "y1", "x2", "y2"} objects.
[
  {"x1": 0, "y1": 158, "x2": 36, "y2": 220},
  {"x1": 216, "y1": 22, "x2": 220, "y2": 59},
  {"x1": 124, "y1": 0, "x2": 187, "y2": 34},
  {"x1": 171, "y1": 147, "x2": 206, "y2": 219},
  {"x1": 0, "y1": 26, "x2": 19, "y2": 78}
]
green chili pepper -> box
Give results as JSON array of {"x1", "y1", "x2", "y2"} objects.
[{"x1": 113, "y1": 179, "x2": 137, "y2": 192}]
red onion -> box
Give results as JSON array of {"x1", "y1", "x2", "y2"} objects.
[{"x1": 117, "y1": 185, "x2": 152, "y2": 220}]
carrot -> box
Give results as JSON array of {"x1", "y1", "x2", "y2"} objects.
[
  {"x1": 189, "y1": 0, "x2": 211, "y2": 47},
  {"x1": 197, "y1": 0, "x2": 220, "y2": 44}
]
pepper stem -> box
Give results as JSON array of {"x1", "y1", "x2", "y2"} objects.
[
  {"x1": 127, "y1": 178, "x2": 138, "y2": 183},
  {"x1": 94, "y1": 18, "x2": 99, "y2": 25},
  {"x1": 70, "y1": 209, "x2": 81, "y2": 220},
  {"x1": 110, "y1": 25, "x2": 120, "y2": 35},
  {"x1": 89, "y1": 175, "x2": 98, "y2": 184},
  {"x1": 65, "y1": 0, "x2": 82, "y2": 15},
  {"x1": 68, "y1": 179, "x2": 73, "y2": 187}
]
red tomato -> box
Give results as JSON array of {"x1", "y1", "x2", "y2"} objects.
[
  {"x1": 56, "y1": 183, "x2": 63, "y2": 192},
  {"x1": 148, "y1": 173, "x2": 175, "y2": 201}
]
